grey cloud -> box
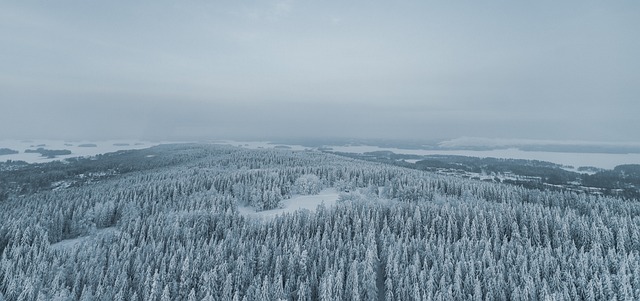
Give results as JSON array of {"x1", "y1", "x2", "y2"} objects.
[{"x1": 0, "y1": 1, "x2": 638, "y2": 142}]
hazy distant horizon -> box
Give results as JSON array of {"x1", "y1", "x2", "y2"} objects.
[
  {"x1": 2, "y1": 1, "x2": 639, "y2": 143},
  {"x1": 3, "y1": 136, "x2": 640, "y2": 170},
  {"x1": 3, "y1": 135, "x2": 640, "y2": 149}
]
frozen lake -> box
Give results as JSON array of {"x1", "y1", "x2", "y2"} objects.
[
  {"x1": 2, "y1": 139, "x2": 638, "y2": 170},
  {"x1": 0, "y1": 140, "x2": 163, "y2": 163},
  {"x1": 222, "y1": 140, "x2": 640, "y2": 170},
  {"x1": 327, "y1": 145, "x2": 640, "y2": 170}
]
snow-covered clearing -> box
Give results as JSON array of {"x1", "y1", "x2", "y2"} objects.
[
  {"x1": 239, "y1": 188, "x2": 339, "y2": 219},
  {"x1": 50, "y1": 227, "x2": 119, "y2": 251},
  {"x1": 404, "y1": 159, "x2": 421, "y2": 163}
]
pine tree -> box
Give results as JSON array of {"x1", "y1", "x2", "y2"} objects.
[
  {"x1": 161, "y1": 285, "x2": 171, "y2": 301},
  {"x1": 319, "y1": 272, "x2": 334, "y2": 301},
  {"x1": 187, "y1": 288, "x2": 197, "y2": 301},
  {"x1": 362, "y1": 247, "x2": 378, "y2": 301},
  {"x1": 297, "y1": 280, "x2": 310, "y2": 301},
  {"x1": 347, "y1": 260, "x2": 360, "y2": 301},
  {"x1": 223, "y1": 273, "x2": 234, "y2": 300},
  {"x1": 149, "y1": 270, "x2": 161, "y2": 301}
]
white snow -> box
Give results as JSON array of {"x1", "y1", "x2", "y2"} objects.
[
  {"x1": 0, "y1": 140, "x2": 165, "y2": 163},
  {"x1": 50, "y1": 227, "x2": 119, "y2": 251},
  {"x1": 239, "y1": 188, "x2": 339, "y2": 219}
]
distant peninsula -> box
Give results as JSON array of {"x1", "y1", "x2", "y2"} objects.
[
  {"x1": 24, "y1": 148, "x2": 72, "y2": 158},
  {"x1": 0, "y1": 148, "x2": 19, "y2": 156}
]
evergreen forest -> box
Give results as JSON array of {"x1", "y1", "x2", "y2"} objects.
[{"x1": 1, "y1": 144, "x2": 640, "y2": 300}]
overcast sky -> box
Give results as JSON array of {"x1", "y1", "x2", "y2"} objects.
[{"x1": 1, "y1": 1, "x2": 638, "y2": 142}]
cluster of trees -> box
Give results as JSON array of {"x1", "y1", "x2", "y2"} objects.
[
  {"x1": 583, "y1": 165, "x2": 640, "y2": 190},
  {"x1": 1, "y1": 144, "x2": 640, "y2": 300},
  {"x1": 0, "y1": 149, "x2": 19, "y2": 156},
  {"x1": 24, "y1": 148, "x2": 72, "y2": 158},
  {"x1": 338, "y1": 152, "x2": 640, "y2": 199}
]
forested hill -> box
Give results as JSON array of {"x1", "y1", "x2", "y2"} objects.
[{"x1": 2, "y1": 144, "x2": 640, "y2": 300}]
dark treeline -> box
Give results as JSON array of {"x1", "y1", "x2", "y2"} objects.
[
  {"x1": 24, "y1": 148, "x2": 72, "y2": 158},
  {"x1": 334, "y1": 152, "x2": 640, "y2": 199},
  {"x1": 0, "y1": 149, "x2": 19, "y2": 156},
  {"x1": 1, "y1": 144, "x2": 640, "y2": 300}
]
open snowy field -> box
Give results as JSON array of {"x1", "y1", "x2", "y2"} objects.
[
  {"x1": 0, "y1": 140, "x2": 165, "y2": 163},
  {"x1": 239, "y1": 188, "x2": 340, "y2": 219},
  {"x1": 50, "y1": 227, "x2": 119, "y2": 251}
]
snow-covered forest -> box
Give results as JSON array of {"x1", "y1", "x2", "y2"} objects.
[{"x1": 2, "y1": 144, "x2": 640, "y2": 300}]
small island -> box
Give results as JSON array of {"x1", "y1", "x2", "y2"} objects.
[
  {"x1": 273, "y1": 145, "x2": 292, "y2": 149},
  {"x1": 24, "y1": 148, "x2": 72, "y2": 158},
  {"x1": 0, "y1": 148, "x2": 19, "y2": 156}
]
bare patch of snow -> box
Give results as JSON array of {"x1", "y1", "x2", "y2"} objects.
[
  {"x1": 239, "y1": 188, "x2": 339, "y2": 219},
  {"x1": 51, "y1": 180, "x2": 73, "y2": 191},
  {"x1": 50, "y1": 227, "x2": 119, "y2": 251}
]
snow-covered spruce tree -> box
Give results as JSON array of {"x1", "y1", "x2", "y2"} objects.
[{"x1": 292, "y1": 174, "x2": 322, "y2": 195}]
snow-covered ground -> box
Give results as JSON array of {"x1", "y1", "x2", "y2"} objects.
[
  {"x1": 239, "y1": 188, "x2": 339, "y2": 219},
  {"x1": 0, "y1": 140, "x2": 164, "y2": 163},
  {"x1": 50, "y1": 227, "x2": 119, "y2": 251},
  {"x1": 403, "y1": 159, "x2": 421, "y2": 164}
]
